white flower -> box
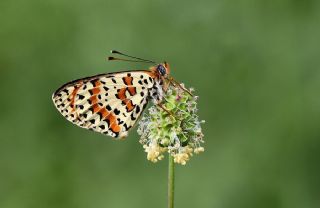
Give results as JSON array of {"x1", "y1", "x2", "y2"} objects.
[
  {"x1": 194, "y1": 147, "x2": 205, "y2": 154},
  {"x1": 173, "y1": 153, "x2": 190, "y2": 165},
  {"x1": 143, "y1": 140, "x2": 166, "y2": 163}
]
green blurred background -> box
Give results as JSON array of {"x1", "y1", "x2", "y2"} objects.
[{"x1": 1, "y1": 0, "x2": 320, "y2": 207}]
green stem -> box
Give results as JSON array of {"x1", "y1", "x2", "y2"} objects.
[{"x1": 168, "y1": 154, "x2": 175, "y2": 208}]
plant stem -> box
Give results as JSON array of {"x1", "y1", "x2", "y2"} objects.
[{"x1": 168, "y1": 154, "x2": 175, "y2": 208}]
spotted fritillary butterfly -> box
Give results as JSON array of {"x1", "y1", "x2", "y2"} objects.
[{"x1": 52, "y1": 51, "x2": 171, "y2": 139}]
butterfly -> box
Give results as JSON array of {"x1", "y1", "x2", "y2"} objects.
[{"x1": 52, "y1": 50, "x2": 185, "y2": 139}]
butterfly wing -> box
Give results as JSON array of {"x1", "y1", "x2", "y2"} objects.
[{"x1": 52, "y1": 71, "x2": 156, "y2": 138}]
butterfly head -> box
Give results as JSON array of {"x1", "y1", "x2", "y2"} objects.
[{"x1": 156, "y1": 62, "x2": 170, "y2": 77}]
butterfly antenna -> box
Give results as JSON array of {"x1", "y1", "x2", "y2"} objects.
[
  {"x1": 110, "y1": 50, "x2": 156, "y2": 63},
  {"x1": 107, "y1": 56, "x2": 155, "y2": 63}
]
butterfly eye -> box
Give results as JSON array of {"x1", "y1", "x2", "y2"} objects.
[{"x1": 157, "y1": 65, "x2": 166, "y2": 76}]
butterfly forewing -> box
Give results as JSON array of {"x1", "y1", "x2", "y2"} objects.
[{"x1": 52, "y1": 71, "x2": 155, "y2": 138}]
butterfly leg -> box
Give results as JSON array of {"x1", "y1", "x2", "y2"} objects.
[
  {"x1": 162, "y1": 76, "x2": 170, "y2": 92},
  {"x1": 167, "y1": 77, "x2": 193, "y2": 96},
  {"x1": 157, "y1": 103, "x2": 175, "y2": 119}
]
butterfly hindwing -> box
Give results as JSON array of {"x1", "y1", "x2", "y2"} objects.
[{"x1": 52, "y1": 71, "x2": 155, "y2": 138}]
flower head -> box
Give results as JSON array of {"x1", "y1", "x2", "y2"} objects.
[{"x1": 138, "y1": 84, "x2": 205, "y2": 165}]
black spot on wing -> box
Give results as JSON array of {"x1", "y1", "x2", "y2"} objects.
[
  {"x1": 114, "y1": 108, "x2": 120, "y2": 115},
  {"x1": 104, "y1": 118, "x2": 110, "y2": 127},
  {"x1": 136, "y1": 105, "x2": 140, "y2": 114},
  {"x1": 97, "y1": 112, "x2": 103, "y2": 120},
  {"x1": 78, "y1": 94, "x2": 85, "y2": 100},
  {"x1": 116, "y1": 118, "x2": 124, "y2": 125},
  {"x1": 123, "y1": 123, "x2": 129, "y2": 131},
  {"x1": 90, "y1": 79, "x2": 98, "y2": 87}
]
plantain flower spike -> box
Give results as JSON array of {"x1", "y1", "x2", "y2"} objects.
[{"x1": 137, "y1": 83, "x2": 205, "y2": 165}]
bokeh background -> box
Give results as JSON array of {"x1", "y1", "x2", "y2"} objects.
[{"x1": 1, "y1": 0, "x2": 320, "y2": 207}]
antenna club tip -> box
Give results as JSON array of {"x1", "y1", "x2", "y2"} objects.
[{"x1": 110, "y1": 50, "x2": 119, "y2": 54}]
